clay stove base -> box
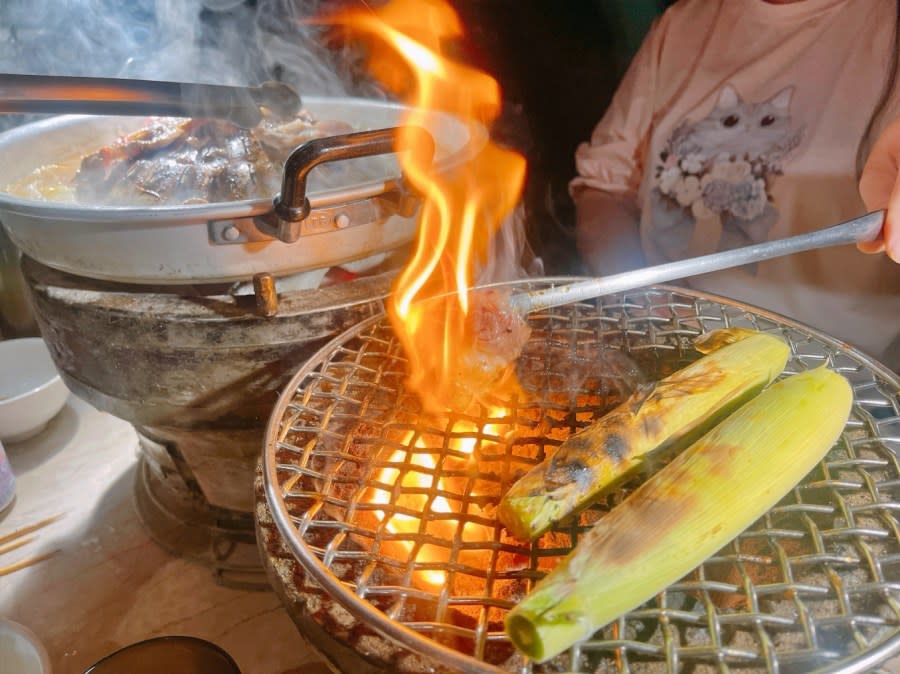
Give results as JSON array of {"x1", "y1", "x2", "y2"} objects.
[
  {"x1": 134, "y1": 451, "x2": 267, "y2": 591},
  {"x1": 22, "y1": 254, "x2": 397, "y2": 591}
]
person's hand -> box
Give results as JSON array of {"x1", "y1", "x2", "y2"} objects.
[{"x1": 859, "y1": 116, "x2": 900, "y2": 262}]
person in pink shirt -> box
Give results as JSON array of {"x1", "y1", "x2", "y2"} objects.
[{"x1": 572, "y1": 0, "x2": 900, "y2": 369}]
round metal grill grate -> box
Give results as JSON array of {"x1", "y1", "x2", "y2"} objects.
[{"x1": 262, "y1": 282, "x2": 900, "y2": 674}]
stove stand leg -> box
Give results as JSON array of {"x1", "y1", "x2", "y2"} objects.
[{"x1": 133, "y1": 438, "x2": 270, "y2": 591}]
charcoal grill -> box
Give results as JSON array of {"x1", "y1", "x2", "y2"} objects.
[{"x1": 260, "y1": 281, "x2": 900, "y2": 673}]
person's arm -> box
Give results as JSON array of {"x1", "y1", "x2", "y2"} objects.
[
  {"x1": 568, "y1": 10, "x2": 673, "y2": 276},
  {"x1": 574, "y1": 187, "x2": 644, "y2": 275},
  {"x1": 858, "y1": 116, "x2": 900, "y2": 262}
]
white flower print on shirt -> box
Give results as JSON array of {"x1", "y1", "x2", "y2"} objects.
[{"x1": 651, "y1": 84, "x2": 805, "y2": 258}]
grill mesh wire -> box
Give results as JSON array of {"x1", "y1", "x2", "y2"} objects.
[{"x1": 263, "y1": 284, "x2": 900, "y2": 673}]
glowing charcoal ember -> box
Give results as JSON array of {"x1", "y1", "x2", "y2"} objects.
[{"x1": 362, "y1": 415, "x2": 507, "y2": 592}]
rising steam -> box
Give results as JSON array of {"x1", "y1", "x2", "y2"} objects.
[{"x1": 0, "y1": 0, "x2": 382, "y2": 102}]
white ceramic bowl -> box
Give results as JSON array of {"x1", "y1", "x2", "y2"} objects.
[
  {"x1": 0, "y1": 337, "x2": 69, "y2": 443},
  {"x1": 0, "y1": 618, "x2": 52, "y2": 673}
]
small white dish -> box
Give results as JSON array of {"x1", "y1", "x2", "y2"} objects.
[
  {"x1": 0, "y1": 337, "x2": 69, "y2": 443},
  {"x1": 0, "y1": 618, "x2": 52, "y2": 674}
]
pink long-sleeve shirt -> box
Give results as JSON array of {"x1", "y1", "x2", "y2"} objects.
[{"x1": 572, "y1": 0, "x2": 900, "y2": 367}]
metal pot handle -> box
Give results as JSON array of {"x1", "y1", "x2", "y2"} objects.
[{"x1": 253, "y1": 126, "x2": 435, "y2": 243}]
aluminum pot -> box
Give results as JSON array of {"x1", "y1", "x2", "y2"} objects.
[{"x1": 0, "y1": 97, "x2": 480, "y2": 284}]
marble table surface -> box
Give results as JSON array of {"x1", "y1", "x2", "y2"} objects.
[{"x1": 0, "y1": 393, "x2": 337, "y2": 674}]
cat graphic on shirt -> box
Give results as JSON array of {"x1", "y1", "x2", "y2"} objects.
[{"x1": 652, "y1": 84, "x2": 804, "y2": 259}]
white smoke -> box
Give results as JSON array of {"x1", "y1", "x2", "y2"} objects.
[
  {"x1": 0, "y1": 0, "x2": 383, "y2": 100},
  {"x1": 477, "y1": 205, "x2": 544, "y2": 285}
]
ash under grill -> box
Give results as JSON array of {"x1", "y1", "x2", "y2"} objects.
[{"x1": 260, "y1": 282, "x2": 900, "y2": 674}]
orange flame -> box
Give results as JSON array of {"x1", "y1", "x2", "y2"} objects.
[
  {"x1": 339, "y1": 0, "x2": 527, "y2": 414},
  {"x1": 338, "y1": 0, "x2": 527, "y2": 591}
]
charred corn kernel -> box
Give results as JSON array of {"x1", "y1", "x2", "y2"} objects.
[
  {"x1": 498, "y1": 328, "x2": 790, "y2": 540},
  {"x1": 504, "y1": 366, "x2": 852, "y2": 663}
]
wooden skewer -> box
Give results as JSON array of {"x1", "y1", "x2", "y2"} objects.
[
  {"x1": 0, "y1": 513, "x2": 64, "y2": 547},
  {"x1": 0, "y1": 535, "x2": 35, "y2": 556},
  {"x1": 0, "y1": 549, "x2": 59, "y2": 577}
]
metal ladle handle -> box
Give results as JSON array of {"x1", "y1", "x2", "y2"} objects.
[
  {"x1": 511, "y1": 209, "x2": 886, "y2": 314},
  {"x1": 0, "y1": 74, "x2": 301, "y2": 128}
]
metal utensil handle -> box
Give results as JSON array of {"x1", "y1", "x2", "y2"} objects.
[
  {"x1": 0, "y1": 74, "x2": 300, "y2": 128},
  {"x1": 511, "y1": 209, "x2": 886, "y2": 314},
  {"x1": 252, "y1": 126, "x2": 434, "y2": 244},
  {"x1": 275, "y1": 126, "x2": 434, "y2": 215},
  {"x1": 272, "y1": 125, "x2": 436, "y2": 224}
]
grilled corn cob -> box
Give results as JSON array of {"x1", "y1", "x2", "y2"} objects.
[
  {"x1": 499, "y1": 328, "x2": 790, "y2": 540},
  {"x1": 504, "y1": 366, "x2": 852, "y2": 662}
]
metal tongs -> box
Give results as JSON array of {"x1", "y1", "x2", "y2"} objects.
[
  {"x1": 510, "y1": 210, "x2": 886, "y2": 314},
  {"x1": 0, "y1": 73, "x2": 302, "y2": 128}
]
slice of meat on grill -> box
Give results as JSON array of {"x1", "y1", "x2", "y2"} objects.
[
  {"x1": 395, "y1": 288, "x2": 533, "y2": 413},
  {"x1": 73, "y1": 111, "x2": 354, "y2": 206},
  {"x1": 446, "y1": 288, "x2": 532, "y2": 408},
  {"x1": 462, "y1": 288, "x2": 532, "y2": 381}
]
